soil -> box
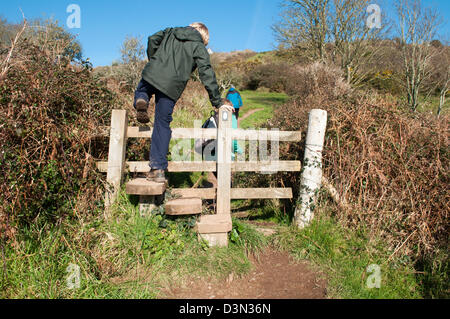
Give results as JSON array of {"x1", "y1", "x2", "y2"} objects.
[{"x1": 162, "y1": 248, "x2": 327, "y2": 299}]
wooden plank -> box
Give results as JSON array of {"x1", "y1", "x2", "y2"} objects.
[
  {"x1": 171, "y1": 188, "x2": 292, "y2": 199},
  {"x1": 105, "y1": 110, "x2": 128, "y2": 210},
  {"x1": 122, "y1": 127, "x2": 302, "y2": 141},
  {"x1": 97, "y1": 161, "x2": 301, "y2": 173},
  {"x1": 171, "y1": 188, "x2": 216, "y2": 199},
  {"x1": 127, "y1": 127, "x2": 217, "y2": 139},
  {"x1": 233, "y1": 161, "x2": 301, "y2": 172},
  {"x1": 198, "y1": 233, "x2": 228, "y2": 247},
  {"x1": 231, "y1": 129, "x2": 301, "y2": 142},
  {"x1": 125, "y1": 178, "x2": 166, "y2": 195},
  {"x1": 231, "y1": 188, "x2": 293, "y2": 199},
  {"x1": 165, "y1": 198, "x2": 202, "y2": 215},
  {"x1": 196, "y1": 214, "x2": 232, "y2": 234},
  {"x1": 216, "y1": 107, "x2": 232, "y2": 215}
]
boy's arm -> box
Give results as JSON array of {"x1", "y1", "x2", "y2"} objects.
[
  {"x1": 147, "y1": 28, "x2": 170, "y2": 60},
  {"x1": 238, "y1": 93, "x2": 243, "y2": 108},
  {"x1": 193, "y1": 44, "x2": 222, "y2": 108}
]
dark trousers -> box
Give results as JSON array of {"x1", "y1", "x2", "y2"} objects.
[
  {"x1": 134, "y1": 79, "x2": 176, "y2": 170},
  {"x1": 234, "y1": 108, "x2": 240, "y2": 119}
]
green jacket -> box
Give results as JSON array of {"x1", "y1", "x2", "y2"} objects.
[{"x1": 141, "y1": 27, "x2": 222, "y2": 107}]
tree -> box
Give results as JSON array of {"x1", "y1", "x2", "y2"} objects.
[
  {"x1": 396, "y1": 0, "x2": 441, "y2": 111},
  {"x1": 273, "y1": 0, "x2": 389, "y2": 84},
  {"x1": 26, "y1": 18, "x2": 83, "y2": 63},
  {"x1": 273, "y1": 0, "x2": 330, "y2": 61},
  {"x1": 430, "y1": 46, "x2": 450, "y2": 116},
  {"x1": 118, "y1": 35, "x2": 146, "y2": 90},
  {"x1": 330, "y1": 0, "x2": 389, "y2": 84}
]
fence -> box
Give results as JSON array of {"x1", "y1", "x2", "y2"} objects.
[{"x1": 97, "y1": 106, "x2": 327, "y2": 246}]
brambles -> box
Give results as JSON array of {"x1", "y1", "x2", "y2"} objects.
[
  {"x1": 0, "y1": 40, "x2": 117, "y2": 241},
  {"x1": 271, "y1": 74, "x2": 449, "y2": 262}
]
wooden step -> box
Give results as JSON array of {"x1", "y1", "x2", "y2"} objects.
[
  {"x1": 165, "y1": 198, "x2": 202, "y2": 216},
  {"x1": 125, "y1": 178, "x2": 166, "y2": 195},
  {"x1": 196, "y1": 214, "x2": 232, "y2": 234}
]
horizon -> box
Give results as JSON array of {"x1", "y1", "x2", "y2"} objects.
[{"x1": 1, "y1": 0, "x2": 449, "y2": 67}]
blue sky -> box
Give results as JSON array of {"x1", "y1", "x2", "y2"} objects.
[{"x1": 1, "y1": 0, "x2": 449, "y2": 67}]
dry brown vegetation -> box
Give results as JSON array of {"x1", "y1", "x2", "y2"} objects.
[
  {"x1": 270, "y1": 63, "x2": 449, "y2": 261},
  {"x1": 0, "y1": 38, "x2": 117, "y2": 242}
]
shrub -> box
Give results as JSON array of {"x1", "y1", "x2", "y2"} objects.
[
  {"x1": 0, "y1": 40, "x2": 117, "y2": 242},
  {"x1": 284, "y1": 62, "x2": 351, "y2": 99},
  {"x1": 271, "y1": 88, "x2": 449, "y2": 262},
  {"x1": 243, "y1": 62, "x2": 292, "y2": 92}
]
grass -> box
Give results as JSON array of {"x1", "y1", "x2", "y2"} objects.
[
  {"x1": 3, "y1": 88, "x2": 445, "y2": 299},
  {"x1": 271, "y1": 208, "x2": 422, "y2": 299},
  {"x1": 239, "y1": 90, "x2": 289, "y2": 129},
  {"x1": 0, "y1": 189, "x2": 267, "y2": 298}
]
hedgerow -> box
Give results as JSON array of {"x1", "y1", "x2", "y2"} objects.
[{"x1": 0, "y1": 40, "x2": 117, "y2": 242}]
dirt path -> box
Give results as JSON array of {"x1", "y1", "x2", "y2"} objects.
[
  {"x1": 162, "y1": 248, "x2": 327, "y2": 299},
  {"x1": 238, "y1": 108, "x2": 264, "y2": 126}
]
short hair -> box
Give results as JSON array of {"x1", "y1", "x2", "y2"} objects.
[{"x1": 189, "y1": 22, "x2": 209, "y2": 46}]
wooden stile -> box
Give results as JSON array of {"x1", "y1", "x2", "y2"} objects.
[{"x1": 96, "y1": 105, "x2": 324, "y2": 246}]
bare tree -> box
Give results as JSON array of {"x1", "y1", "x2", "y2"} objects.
[
  {"x1": 118, "y1": 35, "x2": 146, "y2": 90},
  {"x1": 330, "y1": 0, "x2": 389, "y2": 84},
  {"x1": 273, "y1": 0, "x2": 330, "y2": 61},
  {"x1": 434, "y1": 47, "x2": 450, "y2": 116},
  {"x1": 273, "y1": 0, "x2": 388, "y2": 84},
  {"x1": 0, "y1": 14, "x2": 27, "y2": 82},
  {"x1": 396, "y1": 0, "x2": 441, "y2": 111}
]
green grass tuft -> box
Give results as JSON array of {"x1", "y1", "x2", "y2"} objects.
[{"x1": 271, "y1": 213, "x2": 422, "y2": 299}]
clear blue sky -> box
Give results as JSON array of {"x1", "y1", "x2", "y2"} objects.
[{"x1": 1, "y1": 0, "x2": 449, "y2": 67}]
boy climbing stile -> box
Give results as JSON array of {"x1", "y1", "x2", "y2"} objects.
[{"x1": 133, "y1": 22, "x2": 233, "y2": 183}]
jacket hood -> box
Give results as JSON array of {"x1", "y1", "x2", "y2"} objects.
[
  {"x1": 173, "y1": 27, "x2": 204, "y2": 43},
  {"x1": 229, "y1": 87, "x2": 236, "y2": 92}
]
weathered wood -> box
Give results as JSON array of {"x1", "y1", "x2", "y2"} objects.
[
  {"x1": 170, "y1": 188, "x2": 293, "y2": 199},
  {"x1": 165, "y1": 198, "x2": 202, "y2": 215},
  {"x1": 127, "y1": 127, "x2": 217, "y2": 140},
  {"x1": 97, "y1": 161, "x2": 301, "y2": 173},
  {"x1": 198, "y1": 233, "x2": 228, "y2": 247},
  {"x1": 105, "y1": 110, "x2": 128, "y2": 211},
  {"x1": 231, "y1": 129, "x2": 301, "y2": 142},
  {"x1": 171, "y1": 188, "x2": 216, "y2": 199},
  {"x1": 196, "y1": 214, "x2": 232, "y2": 234},
  {"x1": 231, "y1": 188, "x2": 293, "y2": 199},
  {"x1": 125, "y1": 178, "x2": 166, "y2": 195},
  {"x1": 109, "y1": 126, "x2": 302, "y2": 141},
  {"x1": 216, "y1": 107, "x2": 232, "y2": 215},
  {"x1": 294, "y1": 109, "x2": 328, "y2": 229},
  {"x1": 139, "y1": 195, "x2": 156, "y2": 216}
]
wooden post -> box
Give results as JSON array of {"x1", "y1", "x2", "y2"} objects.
[
  {"x1": 216, "y1": 106, "x2": 232, "y2": 216},
  {"x1": 198, "y1": 105, "x2": 232, "y2": 247},
  {"x1": 294, "y1": 109, "x2": 327, "y2": 228},
  {"x1": 105, "y1": 109, "x2": 128, "y2": 215}
]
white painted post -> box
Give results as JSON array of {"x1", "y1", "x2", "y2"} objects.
[
  {"x1": 294, "y1": 109, "x2": 327, "y2": 228},
  {"x1": 105, "y1": 109, "x2": 128, "y2": 215}
]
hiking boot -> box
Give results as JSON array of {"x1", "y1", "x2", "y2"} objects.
[
  {"x1": 146, "y1": 169, "x2": 166, "y2": 183},
  {"x1": 135, "y1": 98, "x2": 150, "y2": 124}
]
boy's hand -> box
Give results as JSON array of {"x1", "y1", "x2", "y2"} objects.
[
  {"x1": 218, "y1": 105, "x2": 235, "y2": 113},
  {"x1": 218, "y1": 98, "x2": 235, "y2": 113}
]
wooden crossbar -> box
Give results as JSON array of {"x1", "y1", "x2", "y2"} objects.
[
  {"x1": 96, "y1": 160, "x2": 301, "y2": 173},
  {"x1": 99, "y1": 126, "x2": 302, "y2": 141},
  {"x1": 171, "y1": 188, "x2": 293, "y2": 200}
]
